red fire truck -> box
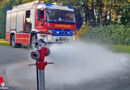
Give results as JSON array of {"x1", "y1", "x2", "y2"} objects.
[{"x1": 6, "y1": 1, "x2": 76, "y2": 47}]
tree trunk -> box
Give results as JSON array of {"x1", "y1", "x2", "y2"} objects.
[
  {"x1": 104, "y1": 11, "x2": 108, "y2": 25},
  {"x1": 103, "y1": 0, "x2": 107, "y2": 25},
  {"x1": 109, "y1": 0, "x2": 112, "y2": 24},
  {"x1": 99, "y1": 10, "x2": 103, "y2": 25},
  {"x1": 91, "y1": 1, "x2": 96, "y2": 26},
  {"x1": 97, "y1": 0, "x2": 103, "y2": 25}
]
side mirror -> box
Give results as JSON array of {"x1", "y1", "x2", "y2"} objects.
[
  {"x1": 41, "y1": 22, "x2": 45, "y2": 25},
  {"x1": 40, "y1": 20, "x2": 45, "y2": 25}
]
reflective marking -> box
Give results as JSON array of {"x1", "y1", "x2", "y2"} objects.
[{"x1": 16, "y1": 38, "x2": 29, "y2": 40}]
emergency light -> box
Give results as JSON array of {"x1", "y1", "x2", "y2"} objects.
[
  {"x1": 45, "y1": 4, "x2": 52, "y2": 7},
  {"x1": 52, "y1": 30, "x2": 61, "y2": 36},
  {"x1": 55, "y1": 30, "x2": 61, "y2": 35},
  {"x1": 52, "y1": 29, "x2": 74, "y2": 36},
  {"x1": 67, "y1": 6, "x2": 73, "y2": 9},
  {"x1": 66, "y1": 30, "x2": 72, "y2": 35}
]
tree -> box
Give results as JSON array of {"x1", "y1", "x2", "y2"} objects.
[{"x1": 0, "y1": 0, "x2": 22, "y2": 38}]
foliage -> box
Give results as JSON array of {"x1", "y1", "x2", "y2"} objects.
[
  {"x1": 77, "y1": 21, "x2": 90, "y2": 40},
  {"x1": 81, "y1": 24, "x2": 130, "y2": 45},
  {"x1": 0, "y1": 0, "x2": 20, "y2": 39}
]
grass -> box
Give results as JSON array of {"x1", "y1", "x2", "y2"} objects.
[
  {"x1": 109, "y1": 44, "x2": 130, "y2": 54},
  {"x1": 0, "y1": 39, "x2": 29, "y2": 48},
  {"x1": 0, "y1": 39, "x2": 130, "y2": 54},
  {"x1": 0, "y1": 39, "x2": 10, "y2": 46},
  {"x1": 0, "y1": 39, "x2": 28, "y2": 48}
]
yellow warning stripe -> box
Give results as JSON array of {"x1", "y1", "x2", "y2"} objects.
[
  {"x1": 55, "y1": 24, "x2": 71, "y2": 28},
  {"x1": 16, "y1": 38, "x2": 29, "y2": 40}
]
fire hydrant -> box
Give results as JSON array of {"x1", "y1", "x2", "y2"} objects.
[{"x1": 30, "y1": 40, "x2": 53, "y2": 90}]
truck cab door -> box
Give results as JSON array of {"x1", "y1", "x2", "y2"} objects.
[{"x1": 35, "y1": 9, "x2": 47, "y2": 31}]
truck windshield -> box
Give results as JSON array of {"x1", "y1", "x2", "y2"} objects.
[{"x1": 46, "y1": 9, "x2": 75, "y2": 24}]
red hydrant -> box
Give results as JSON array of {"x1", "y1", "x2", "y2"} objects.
[{"x1": 30, "y1": 41, "x2": 53, "y2": 90}]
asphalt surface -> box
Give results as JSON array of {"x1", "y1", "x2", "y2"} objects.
[
  {"x1": 0, "y1": 46, "x2": 130, "y2": 90},
  {"x1": 0, "y1": 46, "x2": 31, "y2": 90}
]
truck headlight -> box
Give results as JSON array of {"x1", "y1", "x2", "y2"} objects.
[
  {"x1": 47, "y1": 36, "x2": 52, "y2": 40},
  {"x1": 72, "y1": 37, "x2": 76, "y2": 40}
]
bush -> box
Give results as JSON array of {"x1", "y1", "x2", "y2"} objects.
[{"x1": 81, "y1": 24, "x2": 130, "y2": 45}]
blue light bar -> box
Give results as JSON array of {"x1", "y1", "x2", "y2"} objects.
[
  {"x1": 53, "y1": 30, "x2": 61, "y2": 36},
  {"x1": 56, "y1": 31, "x2": 60, "y2": 34},
  {"x1": 65, "y1": 30, "x2": 72, "y2": 36},
  {"x1": 52, "y1": 29, "x2": 73, "y2": 36},
  {"x1": 67, "y1": 31, "x2": 70, "y2": 34},
  {"x1": 45, "y1": 4, "x2": 52, "y2": 7},
  {"x1": 67, "y1": 6, "x2": 73, "y2": 9}
]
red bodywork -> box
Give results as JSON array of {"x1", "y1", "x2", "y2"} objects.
[
  {"x1": 16, "y1": 33, "x2": 30, "y2": 44},
  {"x1": 35, "y1": 9, "x2": 76, "y2": 33},
  {"x1": 36, "y1": 48, "x2": 47, "y2": 70},
  {"x1": 6, "y1": 33, "x2": 10, "y2": 41}
]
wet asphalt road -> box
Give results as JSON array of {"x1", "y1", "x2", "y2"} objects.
[
  {"x1": 0, "y1": 46, "x2": 130, "y2": 90},
  {"x1": 0, "y1": 46, "x2": 30, "y2": 90}
]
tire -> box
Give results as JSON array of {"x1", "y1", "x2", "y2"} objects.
[
  {"x1": 11, "y1": 35, "x2": 21, "y2": 48},
  {"x1": 30, "y1": 35, "x2": 37, "y2": 49}
]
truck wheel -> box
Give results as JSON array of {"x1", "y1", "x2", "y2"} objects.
[
  {"x1": 30, "y1": 36, "x2": 37, "y2": 49},
  {"x1": 11, "y1": 35, "x2": 21, "y2": 48}
]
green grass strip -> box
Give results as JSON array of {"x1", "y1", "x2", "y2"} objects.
[
  {"x1": 0, "y1": 39, "x2": 10, "y2": 46},
  {"x1": 109, "y1": 44, "x2": 130, "y2": 54}
]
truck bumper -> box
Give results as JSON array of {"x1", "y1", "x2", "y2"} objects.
[{"x1": 38, "y1": 35, "x2": 76, "y2": 43}]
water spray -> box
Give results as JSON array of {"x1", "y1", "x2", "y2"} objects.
[
  {"x1": 29, "y1": 40, "x2": 53, "y2": 90},
  {"x1": 5, "y1": 42, "x2": 129, "y2": 90}
]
